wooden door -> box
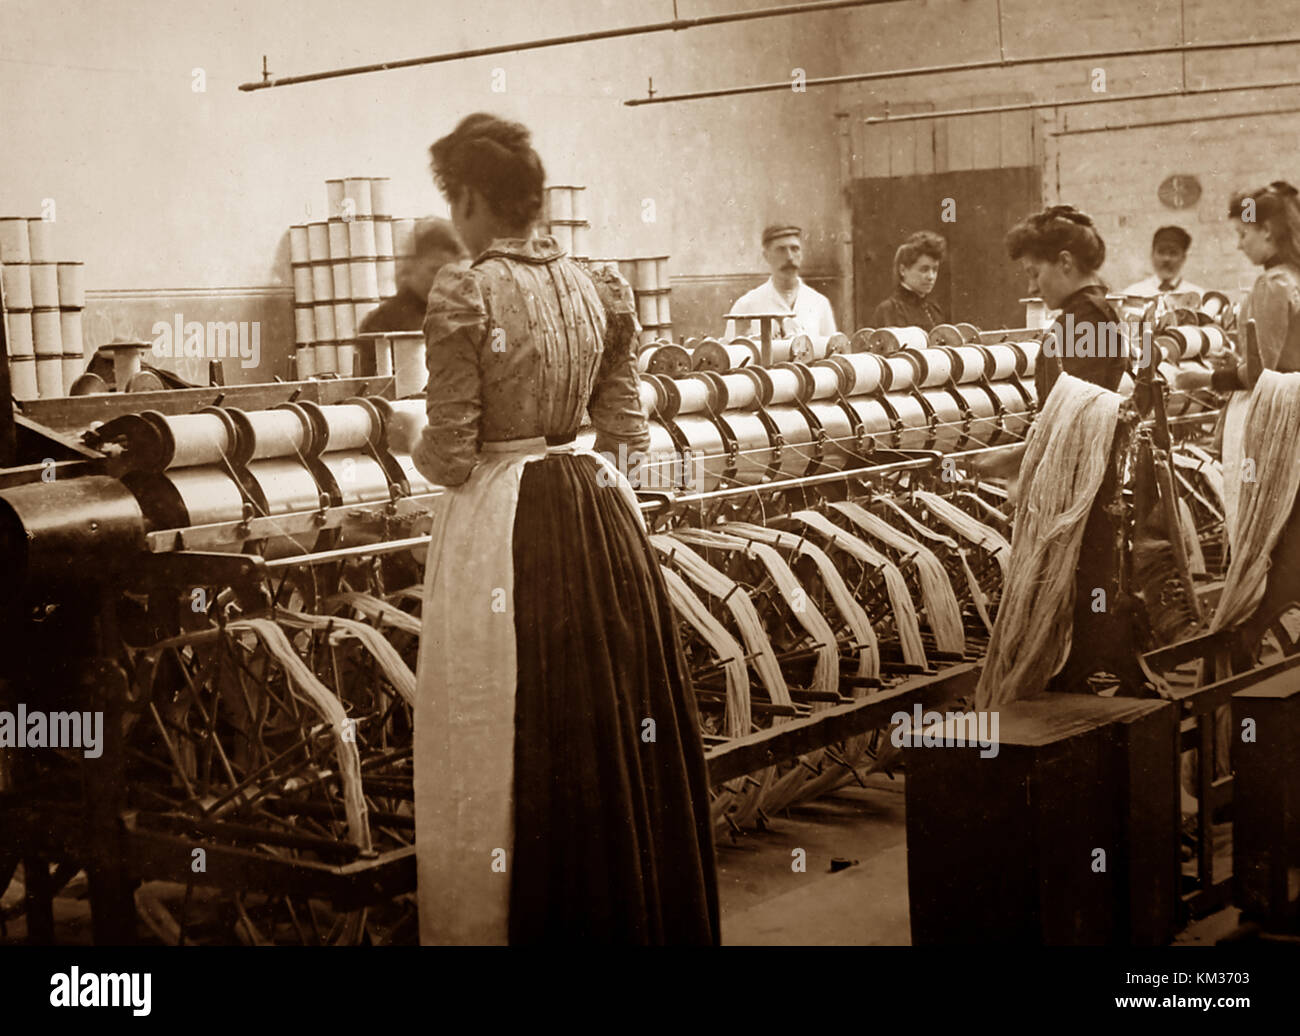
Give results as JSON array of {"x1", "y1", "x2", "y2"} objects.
[{"x1": 851, "y1": 166, "x2": 1041, "y2": 332}]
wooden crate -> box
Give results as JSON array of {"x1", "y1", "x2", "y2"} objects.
[{"x1": 905, "y1": 694, "x2": 1179, "y2": 945}]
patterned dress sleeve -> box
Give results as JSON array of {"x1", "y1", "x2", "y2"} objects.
[
  {"x1": 586, "y1": 266, "x2": 652, "y2": 461},
  {"x1": 413, "y1": 264, "x2": 488, "y2": 487}
]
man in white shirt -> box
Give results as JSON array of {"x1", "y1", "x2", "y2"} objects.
[
  {"x1": 1121, "y1": 225, "x2": 1205, "y2": 300},
  {"x1": 724, "y1": 224, "x2": 837, "y2": 339}
]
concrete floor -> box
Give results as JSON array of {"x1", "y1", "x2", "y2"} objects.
[
  {"x1": 715, "y1": 773, "x2": 1242, "y2": 946},
  {"x1": 717, "y1": 773, "x2": 912, "y2": 945}
]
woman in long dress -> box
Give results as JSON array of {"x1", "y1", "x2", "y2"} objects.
[
  {"x1": 1177, "y1": 181, "x2": 1300, "y2": 657},
  {"x1": 388, "y1": 112, "x2": 719, "y2": 945},
  {"x1": 974, "y1": 206, "x2": 1138, "y2": 700}
]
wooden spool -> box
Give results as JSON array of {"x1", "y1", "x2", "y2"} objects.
[
  {"x1": 928, "y1": 324, "x2": 965, "y2": 349},
  {"x1": 956, "y1": 385, "x2": 1001, "y2": 447},
  {"x1": 849, "y1": 328, "x2": 875, "y2": 353},
  {"x1": 887, "y1": 393, "x2": 930, "y2": 450},
  {"x1": 692, "y1": 338, "x2": 756, "y2": 373},
  {"x1": 949, "y1": 345, "x2": 990, "y2": 383},
  {"x1": 808, "y1": 363, "x2": 842, "y2": 401},
  {"x1": 985, "y1": 343, "x2": 1021, "y2": 381},
  {"x1": 643, "y1": 343, "x2": 693, "y2": 376},
  {"x1": 905, "y1": 348, "x2": 956, "y2": 388},
  {"x1": 869, "y1": 326, "x2": 928, "y2": 354},
  {"x1": 882, "y1": 355, "x2": 917, "y2": 392},
  {"x1": 830, "y1": 352, "x2": 888, "y2": 395}
]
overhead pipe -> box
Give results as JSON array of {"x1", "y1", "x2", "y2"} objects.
[
  {"x1": 1053, "y1": 99, "x2": 1300, "y2": 137},
  {"x1": 237, "y1": 0, "x2": 899, "y2": 92},
  {"x1": 858, "y1": 76, "x2": 1300, "y2": 125},
  {"x1": 624, "y1": 34, "x2": 1300, "y2": 106}
]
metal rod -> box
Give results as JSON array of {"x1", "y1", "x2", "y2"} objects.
[
  {"x1": 238, "y1": 0, "x2": 897, "y2": 92},
  {"x1": 626, "y1": 34, "x2": 1300, "y2": 106},
  {"x1": 1053, "y1": 98, "x2": 1300, "y2": 136},
  {"x1": 263, "y1": 535, "x2": 432, "y2": 569},
  {"x1": 864, "y1": 76, "x2": 1300, "y2": 125}
]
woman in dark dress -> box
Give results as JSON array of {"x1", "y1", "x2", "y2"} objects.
[
  {"x1": 977, "y1": 206, "x2": 1135, "y2": 696},
  {"x1": 388, "y1": 113, "x2": 719, "y2": 944},
  {"x1": 870, "y1": 231, "x2": 949, "y2": 331}
]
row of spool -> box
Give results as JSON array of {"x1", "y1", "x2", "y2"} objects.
[
  {"x1": 620, "y1": 317, "x2": 1228, "y2": 492},
  {"x1": 633, "y1": 323, "x2": 994, "y2": 378},
  {"x1": 628, "y1": 316, "x2": 1226, "y2": 492},
  {"x1": 607, "y1": 339, "x2": 1045, "y2": 493},
  {"x1": 93, "y1": 397, "x2": 437, "y2": 556},
  {"x1": 0, "y1": 217, "x2": 87, "y2": 400},
  {"x1": 289, "y1": 176, "x2": 403, "y2": 379}
]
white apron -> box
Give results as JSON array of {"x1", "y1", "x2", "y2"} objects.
[{"x1": 413, "y1": 437, "x2": 639, "y2": 945}]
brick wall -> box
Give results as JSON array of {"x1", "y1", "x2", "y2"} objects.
[{"x1": 834, "y1": 0, "x2": 1300, "y2": 306}]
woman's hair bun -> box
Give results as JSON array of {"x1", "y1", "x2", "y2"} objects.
[
  {"x1": 1043, "y1": 205, "x2": 1094, "y2": 227},
  {"x1": 1004, "y1": 203, "x2": 1106, "y2": 271},
  {"x1": 429, "y1": 113, "x2": 546, "y2": 228}
]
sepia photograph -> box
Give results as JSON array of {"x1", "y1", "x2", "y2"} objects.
[{"x1": 1, "y1": 0, "x2": 1296, "y2": 1016}]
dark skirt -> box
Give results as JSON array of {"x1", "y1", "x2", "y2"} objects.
[{"x1": 507, "y1": 453, "x2": 720, "y2": 944}]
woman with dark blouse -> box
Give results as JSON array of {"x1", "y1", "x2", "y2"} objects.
[
  {"x1": 977, "y1": 206, "x2": 1134, "y2": 694},
  {"x1": 388, "y1": 113, "x2": 719, "y2": 945},
  {"x1": 870, "y1": 231, "x2": 949, "y2": 332}
]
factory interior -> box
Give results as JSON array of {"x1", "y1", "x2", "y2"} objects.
[{"x1": 1, "y1": 0, "x2": 1299, "y2": 976}]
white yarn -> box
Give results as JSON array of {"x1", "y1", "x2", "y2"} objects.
[
  {"x1": 722, "y1": 520, "x2": 880, "y2": 684},
  {"x1": 670, "y1": 527, "x2": 841, "y2": 699},
  {"x1": 829, "y1": 500, "x2": 967, "y2": 656},
  {"x1": 913, "y1": 490, "x2": 1013, "y2": 583},
  {"x1": 227, "y1": 618, "x2": 372, "y2": 852},
  {"x1": 650, "y1": 534, "x2": 792, "y2": 707},
  {"x1": 974, "y1": 373, "x2": 1123, "y2": 709},
  {"x1": 1177, "y1": 496, "x2": 1207, "y2": 576},
  {"x1": 658, "y1": 565, "x2": 752, "y2": 738},
  {"x1": 786, "y1": 509, "x2": 928, "y2": 667},
  {"x1": 1210, "y1": 371, "x2": 1300, "y2": 633},
  {"x1": 874, "y1": 495, "x2": 993, "y2": 636}
]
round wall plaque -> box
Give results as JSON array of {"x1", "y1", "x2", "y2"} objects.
[{"x1": 1158, "y1": 174, "x2": 1202, "y2": 210}]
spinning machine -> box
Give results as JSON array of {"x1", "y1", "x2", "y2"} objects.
[{"x1": 0, "y1": 303, "x2": 1267, "y2": 944}]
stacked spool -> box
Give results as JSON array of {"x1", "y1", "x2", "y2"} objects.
[
  {"x1": 1, "y1": 215, "x2": 84, "y2": 400},
  {"x1": 289, "y1": 176, "x2": 394, "y2": 379},
  {"x1": 543, "y1": 185, "x2": 590, "y2": 261},
  {"x1": 621, "y1": 256, "x2": 672, "y2": 347}
]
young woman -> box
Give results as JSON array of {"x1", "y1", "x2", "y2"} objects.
[
  {"x1": 870, "y1": 231, "x2": 948, "y2": 331},
  {"x1": 1008, "y1": 206, "x2": 1127, "y2": 401},
  {"x1": 1177, "y1": 181, "x2": 1300, "y2": 656},
  {"x1": 975, "y1": 206, "x2": 1136, "y2": 697},
  {"x1": 389, "y1": 113, "x2": 719, "y2": 945}
]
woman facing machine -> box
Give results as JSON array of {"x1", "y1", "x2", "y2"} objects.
[
  {"x1": 1177, "y1": 181, "x2": 1300, "y2": 661},
  {"x1": 974, "y1": 206, "x2": 1138, "y2": 704},
  {"x1": 388, "y1": 112, "x2": 719, "y2": 945}
]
